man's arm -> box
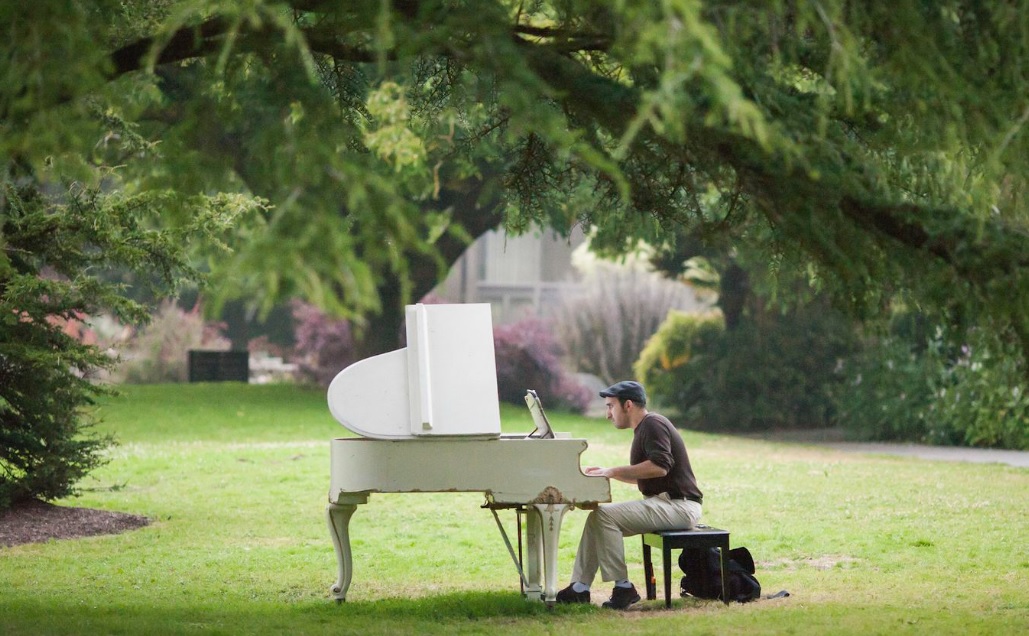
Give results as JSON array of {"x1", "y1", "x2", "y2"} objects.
[{"x1": 584, "y1": 460, "x2": 668, "y2": 485}]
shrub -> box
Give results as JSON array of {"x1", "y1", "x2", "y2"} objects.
[
  {"x1": 555, "y1": 257, "x2": 707, "y2": 384},
  {"x1": 634, "y1": 311, "x2": 725, "y2": 416},
  {"x1": 291, "y1": 300, "x2": 357, "y2": 387},
  {"x1": 0, "y1": 178, "x2": 223, "y2": 508},
  {"x1": 836, "y1": 325, "x2": 1029, "y2": 449},
  {"x1": 636, "y1": 303, "x2": 857, "y2": 431},
  {"x1": 113, "y1": 301, "x2": 231, "y2": 384},
  {"x1": 831, "y1": 334, "x2": 940, "y2": 443},
  {"x1": 933, "y1": 333, "x2": 1029, "y2": 449},
  {"x1": 494, "y1": 317, "x2": 591, "y2": 413}
]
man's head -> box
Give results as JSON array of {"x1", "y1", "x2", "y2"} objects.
[{"x1": 599, "y1": 381, "x2": 648, "y2": 429}]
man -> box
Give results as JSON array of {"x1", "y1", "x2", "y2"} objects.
[{"x1": 556, "y1": 380, "x2": 703, "y2": 609}]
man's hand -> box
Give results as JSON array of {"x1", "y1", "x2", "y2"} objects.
[
  {"x1": 583, "y1": 460, "x2": 668, "y2": 484},
  {"x1": 584, "y1": 465, "x2": 636, "y2": 484}
]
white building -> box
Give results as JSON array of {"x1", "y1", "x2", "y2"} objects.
[{"x1": 436, "y1": 226, "x2": 588, "y2": 325}]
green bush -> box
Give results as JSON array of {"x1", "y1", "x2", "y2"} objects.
[
  {"x1": 831, "y1": 335, "x2": 941, "y2": 443},
  {"x1": 634, "y1": 310, "x2": 725, "y2": 417},
  {"x1": 836, "y1": 326, "x2": 1029, "y2": 449},
  {"x1": 0, "y1": 180, "x2": 211, "y2": 508},
  {"x1": 637, "y1": 304, "x2": 856, "y2": 431},
  {"x1": 933, "y1": 334, "x2": 1029, "y2": 449},
  {"x1": 0, "y1": 140, "x2": 257, "y2": 508}
]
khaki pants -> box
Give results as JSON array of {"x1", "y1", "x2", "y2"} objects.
[{"x1": 571, "y1": 493, "x2": 702, "y2": 585}]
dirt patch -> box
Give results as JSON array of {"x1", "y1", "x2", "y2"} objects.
[
  {"x1": 0, "y1": 499, "x2": 149, "y2": 548},
  {"x1": 762, "y1": 555, "x2": 860, "y2": 571}
]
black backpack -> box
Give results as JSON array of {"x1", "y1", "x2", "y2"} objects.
[{"x1": 679, "y1": 546, "x2": 762, "y2": 603}]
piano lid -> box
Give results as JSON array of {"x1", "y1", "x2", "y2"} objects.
[{"x1": 327, "y1": 303, "x2": 502, "y2": 439}]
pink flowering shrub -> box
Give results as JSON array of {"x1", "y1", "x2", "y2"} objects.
[
  {"x1": 493, "y1": 317, "x2": 591, "y2": 414},
  {"x1": 114, "y1": 301, "x2": 229, "y2": 383},
  {"x1": 290, "y1": 300, "x2": 356, "y2": 387}
]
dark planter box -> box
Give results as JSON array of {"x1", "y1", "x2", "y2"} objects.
[{"x1": 188, "y1": 350, "x2": 249, "y2": 383}]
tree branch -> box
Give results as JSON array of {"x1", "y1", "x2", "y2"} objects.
[
  {"x1": 517, "y1": 38, "x2": 1029, "y2": 295},
  {"x1": 110, "y1": 17, "x2": 235, "y2": 78}
]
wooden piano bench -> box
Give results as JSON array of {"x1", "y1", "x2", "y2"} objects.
[{"x1": 641, "y1": 525, "x2": 730, "y2": 608}]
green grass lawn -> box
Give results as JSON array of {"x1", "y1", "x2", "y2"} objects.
[{"x1": 1, "y1": 383, "x2": 1027, "y2": 635}]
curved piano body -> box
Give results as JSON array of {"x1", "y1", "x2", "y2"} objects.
[{"x1": 326, "y1": 304, "x2": 610, "y2": 604}]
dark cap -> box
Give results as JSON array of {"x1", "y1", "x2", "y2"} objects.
[{"x1": 599, "y1": 380, "x2": 647, "y2": 405}]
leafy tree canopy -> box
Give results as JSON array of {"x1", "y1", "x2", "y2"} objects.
[{"x1": 3, "y1": 0, "x2": 1028, "y2": 358}]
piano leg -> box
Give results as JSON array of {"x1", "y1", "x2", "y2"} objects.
[
  {"x1": 326, "y1": 498, "x2": 366, "y2": 602},
  {"x1": 522, "y1": 508, "x2": 544, "y2": 601},
  {"x1": 532, "y1": 503, "x2": 571, "y2": 606}
]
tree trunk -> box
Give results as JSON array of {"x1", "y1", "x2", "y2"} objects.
[
  {"x1": 350, "y1": 175, "x2": 505, "y2": 359},
  {"x1": 718, "y1": 262, "x2": 749, "y2": 330}
]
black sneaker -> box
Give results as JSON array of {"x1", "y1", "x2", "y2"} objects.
[
  {"x1": 602, "y1": 584, "x2": 641, "y2": 610},
  {"x1": 556, "y1": 584, "x2": 590, "y2": 604}
]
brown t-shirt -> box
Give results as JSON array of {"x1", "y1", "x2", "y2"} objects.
[{"x1": 630, "y1": 412, "x2": 703, "y2": 504}]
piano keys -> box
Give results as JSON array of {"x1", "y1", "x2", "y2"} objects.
[{"x1": 326, "y1": 303, "x2": 611, "y2": 604}]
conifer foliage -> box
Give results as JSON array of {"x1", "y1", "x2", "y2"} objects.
[
  {"x1": 0, "y1": 178, "x2": 244, "y2": 508},
  {"x1": 7, "y1": 1, "x2": 1028, "y2": 360}
]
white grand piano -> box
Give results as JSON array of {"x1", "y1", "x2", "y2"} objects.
[{"x1": 326, "y1": 303, "x2": 611, "y2": 604}]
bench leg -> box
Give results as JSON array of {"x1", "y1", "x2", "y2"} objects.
[
  {"x1": 642, "y1": 538, "x2": 656, "y2": 600},
  {"x1": 718, "y1": 539, "x2": 730, "y2": 605},
  {"x1": 662, "y1": 545, "x2": 673, "y2": 608}
]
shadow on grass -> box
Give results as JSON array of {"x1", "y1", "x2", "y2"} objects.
[
  {"x1": 1, "y1": 592, "x2": 600, "y2": 635},
  {"x1": 306, "y1": 590, "x2": 726, "y2": 620},
  {"x1": 314, "y1": 590, "x2": 599, "y2": 620}
]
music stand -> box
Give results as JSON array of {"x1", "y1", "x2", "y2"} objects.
[{"x1": 524, "y1": 390, "x2": 555, "y2": 439}]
